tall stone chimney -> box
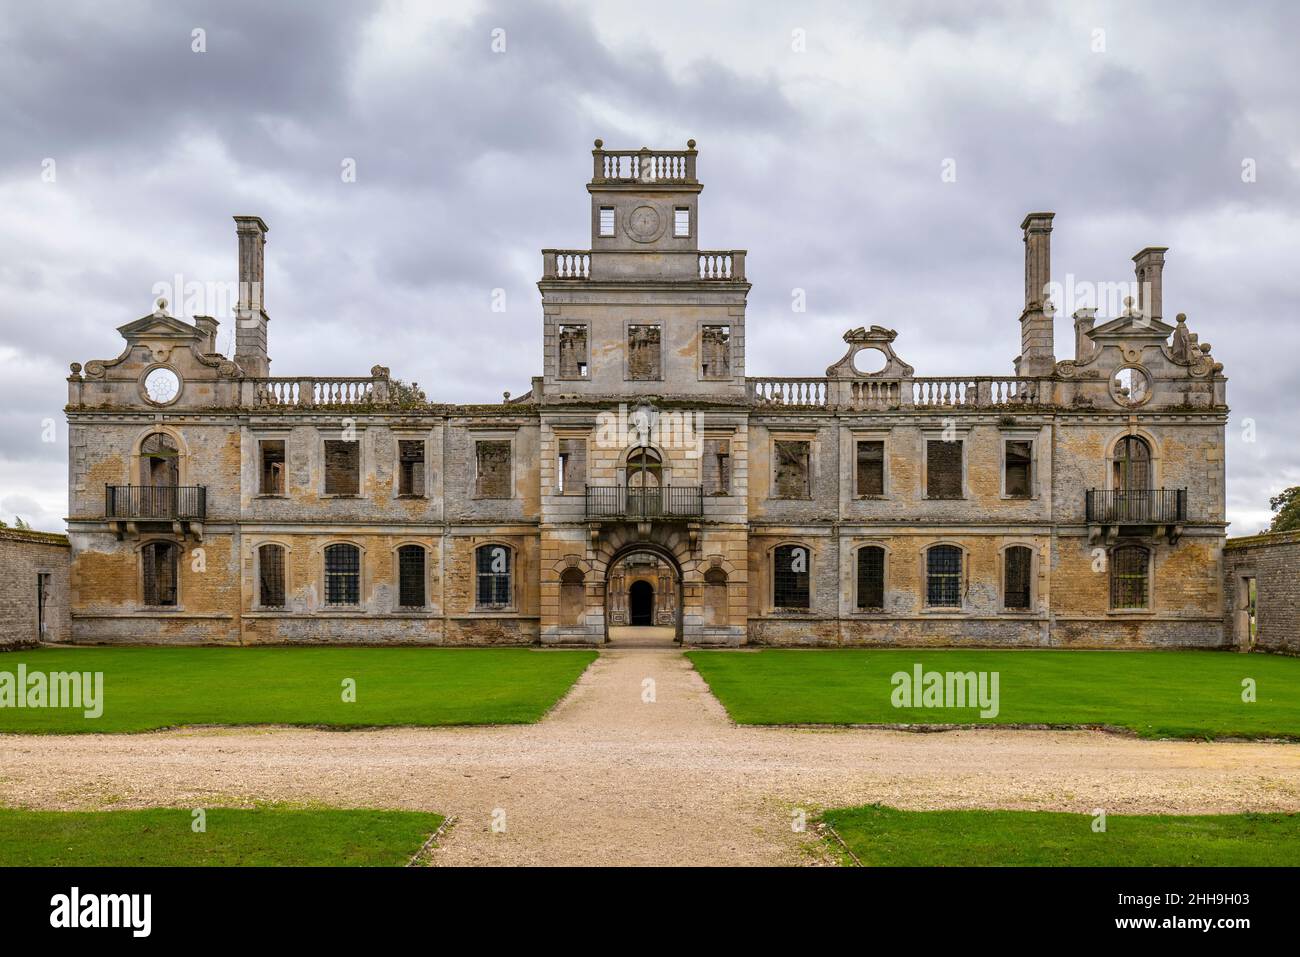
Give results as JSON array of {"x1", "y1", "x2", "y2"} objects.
[
  {"x1": 233, "y1": 215, "x2": 270, "y2": 377},
  {"x1": 1017, "y1": 212, "x2": 1056, "y2": 376},
  {"x1": 1132, "y1": 246, "x2": 1167, "y2": 323}
]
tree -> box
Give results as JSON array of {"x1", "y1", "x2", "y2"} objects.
[{"x1": 1268, "y1": 486, "x2": 1300, "y2": 534}]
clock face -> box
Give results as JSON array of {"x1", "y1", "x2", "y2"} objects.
[{"x1": 626, "y1": 205, "x2": 664, "y2": 243}]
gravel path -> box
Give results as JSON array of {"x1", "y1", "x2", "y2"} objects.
[{"x1": 3, "y1": 648, "x2": 1300, "y2": 866}]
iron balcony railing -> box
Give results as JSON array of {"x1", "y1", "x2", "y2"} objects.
[
  {"x1": 1086, "y1": 488, "x2": 1187, "y2": 524},
  {"x1": 585, "y1": 486, "x2": 703, "y2": 521},
  {"x1": 106, "y1": 485, "x2": 207, "y2": 521}
]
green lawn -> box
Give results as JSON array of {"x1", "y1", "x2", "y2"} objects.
[
  {"x1": 687, "y1": 649, "x2": 1300, "y2": 739},
  {"x1": 0, "y1": 806, "x2": 444, "y2": 866},
  {"x1": 822, "y1": 804, "x2": 1300, "y2": 866},
  {"x1": 0, "y1": 647, "x2": 595, "y2": 732}
]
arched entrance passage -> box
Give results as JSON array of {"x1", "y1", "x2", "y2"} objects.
[{"x1": 603, "y1": 543, "x2": 682, "y2": 644}]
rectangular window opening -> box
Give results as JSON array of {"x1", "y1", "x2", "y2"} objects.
[
  {"x1": 260, "y1": 440, "x2": 285, "y2": 495},
  {"x1": 398, "y1": 440, "x2": 425, "y2": 497},
  {"x1": 323, "y1": 440, "x2": 360, "y2": 496},
  {"x1": 926, "y1": 440, "x2": 963, "y2": 499},
  {"x1": 855, "y1": 440, "x2": 884, "y2": 497},
  {"x1": 1005, "y1": 440, "x2": 1033, "y2": 498}
]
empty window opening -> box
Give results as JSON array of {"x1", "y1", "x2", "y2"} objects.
[
  {"x1": 674, "y1": 207, "x2": 690, "y2": 237},
  {"x1": 258, "y1": 543, "x2": 286, "y2": 608},
  {"x1": 627, "y1": 325, "x2": 662, "y2": 380},
  {"x1": 557, "y1": 437, "x2": 587, "y2": 495},
  {"x1": 701, "y1": 325, "x2": 731, "y2": 378},
  {"x1": 773, "y1": 544, "x2": 810, "y2": 611},
  {"x1": 703, "y1": 438, "x2": 731, "y2": 495},
  {"x1": 1005, "y1": 440, "x2": 1033, "y2": 498},
  {"x1": 475, "y1": 441, "x2": 512, "y2": 498},
  {"x1": 324, "y1": 543, "x2": 361, "y2": 606},
  {"x1": 140, "y1": 432, "x2": 179, "y2": 486},
  {"x1": 926, "y1": 545, "x2": 963, "y2": 607},
  {"x1": 142, "y1": 541, "x2": 179, "y2": 607},
  {"x1": 926, "y1": 440, "x2": 963, "y2": 499},
  {"x1": 1004, "y1": 545, "x2": 1033, "y2": 610},
  {"x1": 324, "y1": 440, "x2": 360, "y2": 496},
  {"x1": 774, "y1": 440, "x2": 811, "y2": 499},
  {"x1": 856, "y1": 440, "x2": 885, "y2": 497},
  {"x1": 856, "y1": 546, "x2": 885, "y2": 610},
  {"x1": 398, "y1": 440, "x2": 425, "y2": 496},
  {"x1": 397, "y1": 544, "x2": 426, "y2": 608},
  {"x1": 558, "y1": 324, "x2": 589, "y2": 378},
  {"x1": 599, "y1": 207, "x2": 615, "y2": 237},
  {"x1": 260, "y1": 440, "x2": 285, "y2": 495}
]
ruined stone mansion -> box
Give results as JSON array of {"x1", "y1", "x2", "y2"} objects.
[{"x1": 64, "y1": 140, "x2": 1231, "y2": 648}]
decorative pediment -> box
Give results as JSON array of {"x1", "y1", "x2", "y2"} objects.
[
  {"x1": 825, "y1": 326, "x2": 915, "y2": 378},
  {"x1": 116, "y1": 304, "x2": 206, "y2": 342},
  {"x1": 1087, "y1": 298, "x2": 1176, "y2": 342}
]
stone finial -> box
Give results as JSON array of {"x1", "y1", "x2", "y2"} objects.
[
  {"x1": 593, "y1": 138, "x2": 603, "y2": 148},
  {"x1": 687, "y1": 138, "x2": 696, "y2": 149},
  {"x1": 69, "y1": 362, "x2": 82, "y2": 376},
  {"x1": 154, "y1": 297, "x2": 168, "y2": 317}
]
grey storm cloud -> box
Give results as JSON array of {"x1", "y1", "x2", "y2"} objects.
[{"x1": 1, "y1": 0, "x2": 1298, "y2": 533}]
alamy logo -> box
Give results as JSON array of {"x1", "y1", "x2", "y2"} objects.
[
  {"x1": 0, "y1": 666, "x2": 103, "y2": 718},
  {"x1": 50, "y1": 887, "x2": 151, "y2": 937},
  {"x1": 890, "y1": 664, "x2": 1000, "y2": 718}
]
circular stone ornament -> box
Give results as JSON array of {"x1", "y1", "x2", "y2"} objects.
[
  {"x1": 143, "y1": 366, "x2": 182, "y2": 405},
  {"x1": 626, "y1": 205, "x2": 665, "y2": 243},
  {"x1": 1110, "y1": 365, "x2": 1152, "y2": 407}
]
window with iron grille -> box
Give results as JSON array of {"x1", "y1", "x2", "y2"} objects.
[
  {"x1": 700, "y1": 325, "x2": 730, "y2": 378},
  {"x1": 324, "y1": 543, "x2": 360, "y2": 606},
  {"x1": 703, "y1": 438, "x2": 731, "y2": 495},
  {"x1": 856, "y1": 546, "x2": 885, "y2": 610},
  {"x1": 774, "y1": 440, "x2": 811, "y2": 499},
  {"x1": 258, "y1": 543, "x2": 285, "y2": 608},
  {"x1": 773, "y1": 544, "x2": 810, "y2": 611},
  {"x1": 475, "y1": 441, "x2": 512, "y2": 498},
  {"x1": 926, "y1": 440, "x2": 963, "y2": 499},
  {"x1": 397, "y1": 544, "x2": 426, "y2": 608},
  {"x1": 260, "y1": 440, "x2": 285, "y2": 495},
  {"x1": 398, "y1": 440, "x2": 425, "y2": 496},
  {"x1": 558, "y1": 324, "x2": 589, "y2": 378},
  {"x1": 1004, "y1": 545, "x2": 1033, "y2": 610},
  {"x1": 627, "y1": 324, "x2": 662, "y2": 380},
  {"x1": 323, "y1": 440, "x2": 360, "y2": 495},
  {"x1": 476, "y1": 544, "x2": 512, "y2": 608},
  {"x1": 141, "y1": 541, "x2": 179, "y2": 606},
  {"x1": 1110, "y1": 545, "x2": 1150, "y2": 609},
  {"x1": 926, "y1": 545, "x2": 963, "y2": 607},
  {"x1": 856, "y1": 440, "x2": 885, "y2": 496},
  {"x1": 1004, "y1": 440, "x2": 1033, "y2": 498}
]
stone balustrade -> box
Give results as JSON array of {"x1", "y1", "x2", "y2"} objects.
[
  {"x1": 542, "y1": 250, "x2": 591, "y2": 279},
  {"x1": 698, "y1": 250, "x2": 745, "y2": 281},
  {"x1": 592, "y1": 140, "x2": 697, "y2": 184},
  {"x1": 244, "y1": 373, "x2": 389, "y2": 408},
  {"x1": 748, "y1": 376, "x2": 1046, "y2": 410}
]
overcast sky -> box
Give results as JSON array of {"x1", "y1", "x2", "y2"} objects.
[{"x1": 1, "y1": 0, "x2": 1297, "y2": 533}]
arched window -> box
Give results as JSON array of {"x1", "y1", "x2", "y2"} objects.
[
  {"x1": 704, "y1": 566, "x2": 729, "y2": 625},
  {"x1": 926, "y1": 545, "x2": 963, "y2": 608},
  {"x1": 324, "y1": 543, "x2": 361, "y2": 606},
  {"x1": 773, "y1": 544, "x2": 810, "y2": 611},
  {"x1": 625, "y1": 448, "x2": 662, "y2": 488},
  {"x1": 1113, "y1": 436, "x2": 1151, "y2": 492},
  {"x1": 476, "y1": 544, "x2": 512, "y2": 609},
  {"x1": 397, "y1": 545, "x2": 426, "y2": 608},
  {"x1": 258, "y1": 543, "x2": 286, "y2": 608},
  {"x1": 1003, "y1": 545, "x2": 1033, "y2": 610},
  {"x1": 856, "y1": 546, "x2": 885, "y2": 611},
  {"x1": 559, "y1": 567, "x2": 585, "y2": 626},
  {"x1": 1110, "y1": 545, "x2": 1150, "y2": 609},
  {"x1": 140, "y1": 432, "x2": 179, "y2": 486},
  {"x1": 141, "y1": 541, "x2": 179, "y2": 607}
]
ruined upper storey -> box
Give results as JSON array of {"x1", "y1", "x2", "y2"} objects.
[{"x1": 66, "y1": 139, "x2": 1226, "y2": 416}]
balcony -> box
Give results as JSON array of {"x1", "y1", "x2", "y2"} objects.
[
  {"x1": 585, "y1": 486, "x2": 703, "y2": 521},
  {"x1": 1086, "y1": 488, "x2": 1187, "y2": 543},
  {"x1": 105, "y1": 485, "x2": 207, "y2": 539}
]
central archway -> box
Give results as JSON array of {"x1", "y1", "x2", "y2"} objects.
[{"x1": 603, "y1": 543, "x2": 682, "y2": 645}]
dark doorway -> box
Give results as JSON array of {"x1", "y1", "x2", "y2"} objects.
[{"x1": 628, "y1": 580, "x2": 654, "y2": 625}]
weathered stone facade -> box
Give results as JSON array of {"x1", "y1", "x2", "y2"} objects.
[
  {"x1": 64, "y1": 140, "x2": 1230, "y2": 648},
  {"x1": 0, "y1": 528, "x2": 71, "y2": 648},
  {"x1": 1223, "y1": 531, "x2": 1300, "y2": 654}
]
